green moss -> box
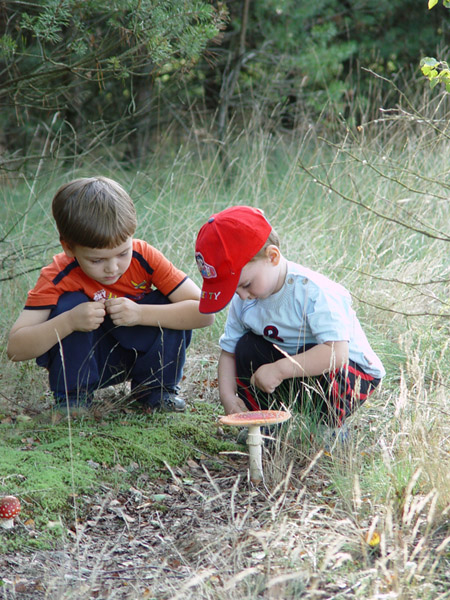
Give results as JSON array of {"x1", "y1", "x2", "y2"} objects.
[{"x1": 0, "y1": 406, "x2": 236, "y2": 552}]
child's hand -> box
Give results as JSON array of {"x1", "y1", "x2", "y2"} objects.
[
  {"x1": 223, "y1": 395, "x2": 249, "y2": 415},
  {"x1": 105, "y1": 297, "x2": 141, "y2": 327},
  {"x1": 251, "y1": 363, "x2": 284, "y2": 394},
  {"x1": 70, "y1": 300, "x2": 106, "y2": 332}
]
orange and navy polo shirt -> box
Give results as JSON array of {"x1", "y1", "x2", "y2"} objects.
[{"x1": 25, "y1": 239, "x2": 187, "y2": 310}]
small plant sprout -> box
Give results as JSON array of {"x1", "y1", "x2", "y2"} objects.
[
  {"x1": 0, "y1": 496, "x2": 21, "y2": 529},
  {"x1": 219, "y1": 410, "x2": 291, "y2": 483}
]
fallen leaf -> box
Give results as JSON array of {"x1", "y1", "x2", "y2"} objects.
[{"x1": 366, "y1": 531, "x2": 381, "y2": 547}]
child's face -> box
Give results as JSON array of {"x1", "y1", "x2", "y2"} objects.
[
  {"x1": 63, "y1": 238, "x2": 133, "y2": 286},
  {"x1": 235, "y1": 249, "x2": 284, "y2": 301}
]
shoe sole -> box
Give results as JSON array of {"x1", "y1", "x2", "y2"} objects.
[{"x1": 155, "y1": 403, "x2": 186, "y2": 413}]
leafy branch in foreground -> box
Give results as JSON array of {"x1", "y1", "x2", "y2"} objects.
[
  {"x1": 1, "y1": 0, "x2": 225, "y2": 101},
  {"x1": 421, "y1": 0, "x2": 450, "y2": 90},
  {"x1": 420, "y1": 57, "x2": 450, "y2": 92},
  {"x1": 0, "y1": 0, "x2": 227, "y2": 157},
  {"x1": 428, "y1": 0, "x2": 450, "y2": 8}
]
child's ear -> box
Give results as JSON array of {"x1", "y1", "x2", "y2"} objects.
[
  {"x1": 60, "y1": 240, "x2": 75, "y2": 258},
  {"x1": 266, "y1": 245, "x2": 281, "y2": 265}
]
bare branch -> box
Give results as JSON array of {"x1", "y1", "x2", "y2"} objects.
[
  {"x1": 298, "y1": 161, "x2": 450, "y2": 243},
  {"x1": 351, "y1": 292, "x2": 450, "y2": 318}
]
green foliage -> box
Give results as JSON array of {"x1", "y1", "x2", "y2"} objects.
[
  {"x1": 0, "y1": 0, "x2": 226, "y2": 157},
  {"x1": 428, "y1": 0, "x2": 450, "y2": 8},
  {"x1": 189, "y1": 0, "x2": 447, "y2": 133},
  {"x1": 0, "y1": 34, "x2": 17, "y2": 59},
  {"x1": 422, "y1": 0, "x2": 450, "y2": 91},
  {"x1": 420, "y1": 57, "x2": 450, "y2": 91},
  {"x1": 20, "y1": 3, "x2": 72, "y2": 44},
  {"x1": 2, "y1": 0, "x2": 449, "y2": 161},
  {"x1": 232, "y1": 1, "x2": 359, "y2": 115}
]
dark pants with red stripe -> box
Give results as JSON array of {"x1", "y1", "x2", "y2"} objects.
[{"x1": 235, "y1": 332, "x2": 381, "y2": 426}]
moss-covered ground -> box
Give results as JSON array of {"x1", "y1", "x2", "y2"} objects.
[{"x1": 0, "y1": 400, "x2": 236, "y2": 552}]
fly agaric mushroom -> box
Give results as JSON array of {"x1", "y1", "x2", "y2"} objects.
[
  {"x1": 219, "y1": 410, "x2": 291, "y2": 483},
  {"x1": 0, "y1": 496, "x2": 21, "y2": 529}
]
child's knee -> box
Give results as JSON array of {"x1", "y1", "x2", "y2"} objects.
[
  {"x1": 52, "y1": 291, "x2": 90, "y2": 315},
  {"x1": 138, "y1": 290, "x2": 170, "y2": 307},
  {"x1": 235, "y1": 332, "x2": 277, "y2": 373},
  {"x1": 235, "y1": 332, "x2": 258, "y2": 362}
]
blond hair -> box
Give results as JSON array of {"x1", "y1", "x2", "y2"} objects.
[
  {"x1": 250, "y1": 228, "x2": 280, "y2": 260},
  {"x1": 52, "y1": 177, "x2": 137, "y2": 248}
]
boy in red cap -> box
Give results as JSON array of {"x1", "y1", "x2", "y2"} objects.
[{"x1": 195, "y1": 206, "x2": 385, "y2": 431}]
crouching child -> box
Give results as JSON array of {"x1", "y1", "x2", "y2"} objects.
[
  {"x1": 7, "y1": 177, "x2": 213, "y2": 412},
  {"x1": 194, "y1": 206, "x2": 384, "y2": 441}
]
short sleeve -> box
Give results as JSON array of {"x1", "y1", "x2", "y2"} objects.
[
  {"x1": 306, "y1": 284, "x2": 353, "y2": 343},
  {"x1": 26, "y1": 267, "x2": 60, "y2": 308},
  {"x1": 135, "y1": 240, "x2": 186, "y2": 296},
  {"x1": 25, "y1": 254, "x2": 79, "y2": 308},
  {"x1": 219, "y1": 298, "x2": 249, "y2": 353}
]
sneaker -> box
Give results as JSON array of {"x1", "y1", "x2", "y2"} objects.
[
  {"x1": 154, "y1": 393, "x2": 186, "y2": 413},
  {"x1": 320, "y1": 422, "x2": 350, "y2": 452},
  {"x1": 53, "y1": 392, "x2": 94, "y2": 410},
  {"x1": 130, "y1": 383, "x2": 187, "y2": 413},
  {"x1": 52, "y1": 391, "x2": 94, "y2": 418}
]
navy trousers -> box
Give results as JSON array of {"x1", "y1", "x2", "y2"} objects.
[
  {"x1": 234, "y1": 331, "x2": 381, "y2": 425},
  {"x1": 36, "y1": 290, "x2": 192, "y2": 407}
]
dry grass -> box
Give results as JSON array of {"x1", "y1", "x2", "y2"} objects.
[{"x1": 0, "y1": 95, "x2": 449, "y2": 599}]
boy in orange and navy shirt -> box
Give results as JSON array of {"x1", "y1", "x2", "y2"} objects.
[{"x1": 7, "y1": 177, "x2": 213, "y2": 411}]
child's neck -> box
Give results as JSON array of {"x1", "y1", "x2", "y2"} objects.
[{"x1": 274, "y1": 256, "x2": 288, "y2": 294}]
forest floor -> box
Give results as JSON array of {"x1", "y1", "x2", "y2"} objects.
[{"x1": 0, "y1": 434, "x2": 344, "y2": 600}]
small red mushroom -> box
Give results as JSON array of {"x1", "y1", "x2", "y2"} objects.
[
  {"x1": 0, "y1": 496, "x2": 21, "y2": 529},
  {"x1": 219, "y1": 410, "x2": 292, "y2": 483}
]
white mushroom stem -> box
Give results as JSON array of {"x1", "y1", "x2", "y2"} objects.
[
  {"x1": 247, "y1": 425, "x2": 263, "y2": 483},
  {"x1": 0, "y1": 517, "x2": 15, "y2": 529},
  {"x1": 219, "y1": 410, "x2": 291, "y2": 484}
]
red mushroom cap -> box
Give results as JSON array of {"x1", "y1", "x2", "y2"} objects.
[
  {"x1": 0, "y1": 496, "x2": 21, "y2": 519},
  {"x1": 219, "y1": 409, "x2": 292, "y2": 426}
]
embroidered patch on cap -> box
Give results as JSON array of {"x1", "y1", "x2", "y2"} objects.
[{"x1": 195, "y1": 252, "x2": 217, "y2": 279}]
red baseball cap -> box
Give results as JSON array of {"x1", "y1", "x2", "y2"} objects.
[{"x1": 195, "y1": 206, "x2": 272, "y2": 313}]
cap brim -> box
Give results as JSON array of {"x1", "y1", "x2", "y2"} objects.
[{"x1": 199, "y1": 272, "x2": 240, "y2": 314}]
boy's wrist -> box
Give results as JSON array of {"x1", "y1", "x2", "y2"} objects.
[
  {"x1": 63, "y1": 309, "x2": 77, "y2": 335},
  {"x1": 277, "y1": 357, "x2": 303, "y2": 380},
  {"x1": 135, "y1": 302, "x2": 143, "y2": 326}
]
